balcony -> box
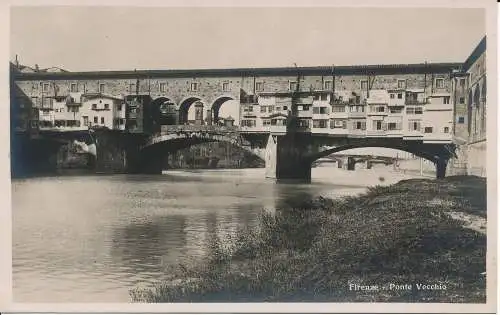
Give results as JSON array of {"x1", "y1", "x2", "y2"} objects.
[
  {"x1": 405, "y1": 99, "x2": 428, "y2": 105},
  {"x1": 348, "y1": 111, "x2": 366, "y2": 118}
]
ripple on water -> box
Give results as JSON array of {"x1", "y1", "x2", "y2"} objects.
[{"x1": 13, "y1": 168, "x2": 409, "y2": 302}]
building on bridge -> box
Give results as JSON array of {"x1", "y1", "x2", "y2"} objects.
[{"x1": 10, "y1": 36, "x2": 487, "y2": 178}]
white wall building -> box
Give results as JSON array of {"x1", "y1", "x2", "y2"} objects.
[{"x1": 80, "y1": 94, "x2": 126, "y2": 130}]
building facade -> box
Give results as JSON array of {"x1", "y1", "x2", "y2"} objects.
[{"x1": 10, "y1": 36, "x2": 487, "y2": 176}]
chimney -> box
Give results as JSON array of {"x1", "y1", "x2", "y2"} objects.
[
  {"x1": 35, "y1": 64, "x2": 39, "y2": 72},
  {"x1": 15, "y1": 55, "x2": 19, "y2": 68}
]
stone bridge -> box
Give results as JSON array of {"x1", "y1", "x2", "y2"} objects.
[
  {"x1": 13, "y1": 125, "x2": 457, "y2": 180},
  {"x1": 136, "y1": 125, "x2": 456, "y2": 180}
]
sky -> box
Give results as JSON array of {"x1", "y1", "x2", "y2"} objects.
[{"x1": 10, "y1": 6, "x2": 485, "y2": 72}]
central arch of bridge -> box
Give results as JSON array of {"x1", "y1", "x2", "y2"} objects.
[{"x1": 133, "y1": 128, "x2": 267, "y2": 174}]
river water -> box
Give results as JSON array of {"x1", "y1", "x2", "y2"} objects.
[{"x1": 12, "y1": 167, "x2": 416, "y2": 302}]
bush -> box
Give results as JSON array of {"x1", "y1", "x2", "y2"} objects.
[{"x1": 131, "y1": 176, "x2": 487, "y2": 303}]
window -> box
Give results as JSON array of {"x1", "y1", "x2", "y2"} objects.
[
  {"x1": 324, "y1": 80, "x2": 332, "y2": 90},
  {"x1": 222, "y1": 82, "x2": 230, "y2": 92},
  {"x1": 350, "y1": 105, "x2": 364, "y2": 113},
  {"x1": 459, "y1": 97, "x2": 465, "y2": 104},
  {"x1": 299, "y1": 119, "x2": 310, "y2": 128},
  {"x1": 99, "y1": 84, "x2": 105, "y2": 93},
  {"x1": 101, "y1": 117, "x2": 105, "y2": 124},
  {"x1": 460, "y1": 78, "x2": 466, "y2": 87},
  {"x1": 376, "y1": 106, "x2": 385, "y2": 113},
  {"x1": 354, "y1": 121, "x2": 366, "y2": 130},
  {"x1": 261, "y1": 106, "x2": 267, "y2": 113},
  {"x1": 435, "y1": 78, "x2": 444, "y2": 89},
  {"x1": 409, "y1": 120, "x2": 421, "y2": 131},
  {"x1": 443, "y1": 96, "x2": 450, "y2": 104},
  {"x1": 444, "y1": 127, "x2": 450, "y2": 133},
  {"x1": 262, "y1": 119, "x2": 271, "y2": 126},
  {"x1": 276, "y1": 106, "x2": 281, "y2": 111},
  {"x1": 424, "y1": 127, "x2": 433, "y2": 133},
  {"x1": 190, "y1": 82, "x2": 199, "y2": 92},
  {"x1": 397, "y1": 93, "x2": 403, "y2": 99},
  {"x1": 94, "y1": 116, "x2": 98, "y2": 124},
  {"x1": 332, "y1": 119, "x2": 345, "y2": 128},
  {"x1": 388, "y1": 122, "x2": 400, "y2": 130},
  {"x1": 397, "y1": 79, "x2": 406, "y2": 89},
  {"x1": 319, "y1": 107, "x2": 328, "y2": 114},
  {"x1": 71, "y1": 83, "x2": 78, "y2": 93},
  {"x1": 117, "y1": 104, "x2": 123, "y2": 111},
  {"x1": 43, "y1": 83, "x2": 50, "y2": 92},
  {"x1": 289, "y1": 81, "x2": 298, "y2": 91},
  {"x1": 313, "y1": 107, "x2": 320, "y2": 114},
  {"x1": 458, "y1": 116, "x2": 465, "y2": 124},
  {"x1": 332, "y1": 106, "x2": 345, "y2": 113},
  {"x1": 374, "y1": 121, "x2": 383, "y2": 130},
  {"x1": 241, "y1": 119, "x2": 256, "y2": 127},
  {"x1": 313, "y1": 94, "x2": 320, "y2": 101},
  {"x1": 255, "y1": 82, "x2": 263, "y2": 92},
  {"x1": 313, "y1": 119, "x2": 328, "y2": 128},
  {"x1": 104, "y1": 104, "x2": 109, "y2": 110},
  {"x1": 283, "y1": 106, "x2": 288, "y2": 111},
  {"x1": 361, "y1": 80, "x2": 368, "y2": 90},
  {"x1": 390, "y1": 94, "x2": 395, "y2": 99},
  {"x1": 390, "y1": 108, "x2": 402, "y2": 114},
  {"x1": 92, "y1": 104, "x2": 97, "y2": 110},
  {"x1": 321, "y1": 94, "x2": 328, "y2": 101},
  {"x1": 415, "y1": 107, "x2": 423, "y2": 114},
  {"x1": 159, "y1": 83, "x2": 166, "y2": 92},
  {"x1": 83, "y1": 116, "x2": 89, "y2": 126}
]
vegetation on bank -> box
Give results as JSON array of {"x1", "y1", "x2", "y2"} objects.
[{"x1": 130, "y1": 176, "x2": 487, "y2": 303}]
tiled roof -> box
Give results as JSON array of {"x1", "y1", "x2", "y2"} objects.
[{"x1": 12, "y1": 62, "x2": 463, "y2": 81}]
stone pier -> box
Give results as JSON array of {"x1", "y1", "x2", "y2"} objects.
[{"x1": 264, "y1": 133, "x2": 313, "y2": 181}]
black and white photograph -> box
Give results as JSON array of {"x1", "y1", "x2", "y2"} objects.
[{"x1": 2, "y1": 0, "x2": 497, "y2": 313}]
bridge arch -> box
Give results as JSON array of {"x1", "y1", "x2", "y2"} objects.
[
  {"x1": 178, "y1": 96, "x2": 208, "y2": 125},
  {"x1": 307, "y1": 144, "x2": 450, "y2": 166},
  {"x1": 141, "y1": 129, "x2": 266, "y2": 161},
  {"x1": 211, "y1": 95, "x2": 236, "y2": 125},
  {"x1": 151, "y1": 96, "x2": 177, "y2": 125}
]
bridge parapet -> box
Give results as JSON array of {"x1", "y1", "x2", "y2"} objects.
[{"x1": 160, "y1": 124, "x2": 241, "y2": 134}]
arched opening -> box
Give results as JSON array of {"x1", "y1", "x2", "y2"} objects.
[
  {"x1": 309, "y1": 145, "x2": 444, "y2": 176},
  {"x1": 473, "y1": 85, "x2": 481, "y2": 134},
  {"x1": 152, "y1": 97, "x2": 177, "y2": 126},
  {"x1": 210, "y1": 96, "x2": 236, "y2": 126},
  {"x1": 481, "y1": 79, "x2": 486, "y2": 134},
  {"x1": 474, "y1": 85, "x2": 480, "y2": 107},
  {"x1": 178, "y1": 97, "x2": 205, "y2": 125},
  {"x1": 140, "y1": 135, "x2": 265, "y2": 172},
  {"x1": 468, "y1": 90, "x2": 473, "y2": 134}
]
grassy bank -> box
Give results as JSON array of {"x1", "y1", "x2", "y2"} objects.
[{"x1": 130, "y1": 176, "x2": 487, "y2": 303}]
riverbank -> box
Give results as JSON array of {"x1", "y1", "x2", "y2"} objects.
[{"x1": 130, "y1": 175, "x2": 487, "y2": 303}]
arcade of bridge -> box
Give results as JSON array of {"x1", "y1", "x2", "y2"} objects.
[{"x1": 151, "y1": 95, "x2": 237, "y2": 126}]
